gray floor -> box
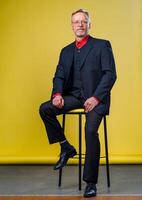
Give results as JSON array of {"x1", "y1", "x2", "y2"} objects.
[{"x1": 0, "y1": 165, "x2": 142, "y2": 196}]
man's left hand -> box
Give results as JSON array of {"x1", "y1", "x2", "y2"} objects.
[{"x1": 84, "y1": 97, "x2": 99, "y2": 113}]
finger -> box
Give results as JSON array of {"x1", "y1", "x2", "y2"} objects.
[
  {"x1": 84, "y1": 105, "x2": 89, "y2": 113},
  {"x1": 88, "y1": 104, "x2": 95, "y2": 112},
  {"x1": 54, "y1": 99, "x2": 59, "y2": 106},
  {"x1": 86, "y1": 102, "x2": 91, "y2": 110},
  {"x1": 59, "y1": 99, "x2": 62, "y2": 108},
  {"x1": 84, "y1": 100, "x2": 88, "y2": 107},
  {"x1": 84, "y1": 100, "x2": 90, "y2": 107},
  {"x1": 88, "y1": 106, "x2": 93, "y2": 112},
  {"x1": 59, "y1": 98, "x2": 64, "y2": 108},
  {"x1": 58, "y1": 101, "x2": 62, "y2": 108},
  {"x1": 52, "y1": 100, "x2": 57, "y2": 106},
  {"x1": 53, "y1": 99, "x2": 61, "y2": 108},
  {"x1": 55, "y1": 103, "x2": 61, "y2": 108},
  {"x1": 61, "y1": 98, "x2": 64, "y2": 107},
  {"x1": 85, "y1": 105, "x2": 90, "y2": 113}
]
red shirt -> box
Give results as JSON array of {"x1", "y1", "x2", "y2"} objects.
[{"x1": 75, "y1": 35, "x2": 89, "y2": 49}]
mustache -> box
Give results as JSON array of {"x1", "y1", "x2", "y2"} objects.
[{"x1": 77, "y1": 29, "x2": 84, "y2": 31}]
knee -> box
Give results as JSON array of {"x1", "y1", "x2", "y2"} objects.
[
  {"x1": 39, "y1": 101, "x2": 51, "y2": 117},
  {"x1": 39, "y1": 103, "x2": 46, "y2": 117}
]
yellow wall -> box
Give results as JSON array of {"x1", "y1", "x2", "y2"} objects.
[{"x1": 0, "y1": 0, "x2": 142, "y2": 164}]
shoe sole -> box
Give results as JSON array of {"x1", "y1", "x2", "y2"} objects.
[{"x1": 83, "y1": 194, "x2": 97, "y2": 198}]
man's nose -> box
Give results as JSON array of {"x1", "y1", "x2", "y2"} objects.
[{"x1": 78, "y1": 22, "x2": 83, "y2": 26}]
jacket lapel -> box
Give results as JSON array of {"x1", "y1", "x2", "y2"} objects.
[
  {"x1": 65, "y1": 43, "x2": 75, "y2": 78},
  {"x1": 79, "y1": 36, "x2": 94, "y2": 69},
  {"x1": 64, "y1": 36, "x2": 95, "y2": 75}
]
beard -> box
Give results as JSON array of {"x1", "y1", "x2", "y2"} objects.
[{"x1": 75, "y1": 29, "x2": 88, "y2": 38}]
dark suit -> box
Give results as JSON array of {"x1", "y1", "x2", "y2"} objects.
[
  {"x1": 52, "y1": 36, "x2": 116, "y2": 115},
  {"x1": 39, "y1": 36, "x2": 116, "y2": 184}
]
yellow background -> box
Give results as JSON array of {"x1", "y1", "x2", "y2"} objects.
[{"x1": 0, "y1": 0, "x2": 142, "y2": 164}]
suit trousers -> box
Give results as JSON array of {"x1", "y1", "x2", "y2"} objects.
[{"x1": 39, "y1": 95, "x2": 103, "y2": 184}]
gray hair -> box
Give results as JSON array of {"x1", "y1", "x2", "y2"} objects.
[{"x1": 71, "y1": 9, "x2": 90, "y2": 23}]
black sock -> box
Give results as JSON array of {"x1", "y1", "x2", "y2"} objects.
[{"x1": 60, "y1": 140, "x2": 72, "y2": 152}]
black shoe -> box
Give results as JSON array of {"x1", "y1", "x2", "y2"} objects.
[
  {"x1": 54, "y1": 146, "x2": 77, "y2": 170},
  {"x1": 83, "y1": 183, "x2": 97, "y2": 198}
]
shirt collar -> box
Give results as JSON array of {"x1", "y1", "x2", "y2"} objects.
[{"x1": 75, "y1": 35, "x2": 89, "y2": 49}]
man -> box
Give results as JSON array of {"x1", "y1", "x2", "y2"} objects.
[{"x1": 39, "y1": 9, "x2": 116, "y2": 197}]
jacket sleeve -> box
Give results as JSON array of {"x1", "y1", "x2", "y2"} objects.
[
  {"x1": 93, "y1": 41, "x2": 117, "y2": 101},
  {"x1": 51, "y1": 49, "x2": 65, "y2": 96}
]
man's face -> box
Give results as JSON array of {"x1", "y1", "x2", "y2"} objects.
[{"x1": 71, "y1": 12, "x2": 91, "y2": 38}]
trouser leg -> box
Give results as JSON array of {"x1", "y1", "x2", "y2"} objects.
[
  {"x1": 39, "y1": 95, "x2": 83, "y2": 144},
  {"x1": 83, "y1": 110, "x2": 103, "y2": 184}
]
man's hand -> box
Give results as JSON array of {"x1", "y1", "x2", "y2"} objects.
[
  {"x1": 84, "y1": 97, "x2": 99, "y2": 113},
  {"x1": 52, "y1": 95, "x2": 64, "y2": 109}
]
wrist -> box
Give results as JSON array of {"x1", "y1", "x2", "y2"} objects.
[
  {"x1": 52, "y1": 93, "x2": 62, "y2": 99},
  {"x1": 92, "y1": 96, "x2": 100, "y2": 104}
]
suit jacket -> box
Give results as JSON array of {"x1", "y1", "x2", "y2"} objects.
[{"x1": 51, "y1": 36, "x2": 117, "y2": 115}]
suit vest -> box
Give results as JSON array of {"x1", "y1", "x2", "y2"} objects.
[{"x1": 69, "y1": 44, "x2": 89, "y2": 99}]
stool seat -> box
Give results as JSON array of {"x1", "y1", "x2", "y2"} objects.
[{"x1": 67, "y1": 109, "x2": 85, "y2": 113}]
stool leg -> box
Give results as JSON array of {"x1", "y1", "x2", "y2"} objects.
[
  {"x1": 58, "y1": 168, "x2": 62, "y2": 187},
  {"x1": 79, "y1": 114, "x2": 82, "y2": 190},
  {"x1": 103, "y1": 116, "x2": 110, "y2": 187},
  {"x1": 58, "y1": 114, "x2": 66, "y2": 187}
]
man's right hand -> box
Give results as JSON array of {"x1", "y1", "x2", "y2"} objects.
[{"x1": 52, "y1": 95, "x2": 64, "y2": 108}]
